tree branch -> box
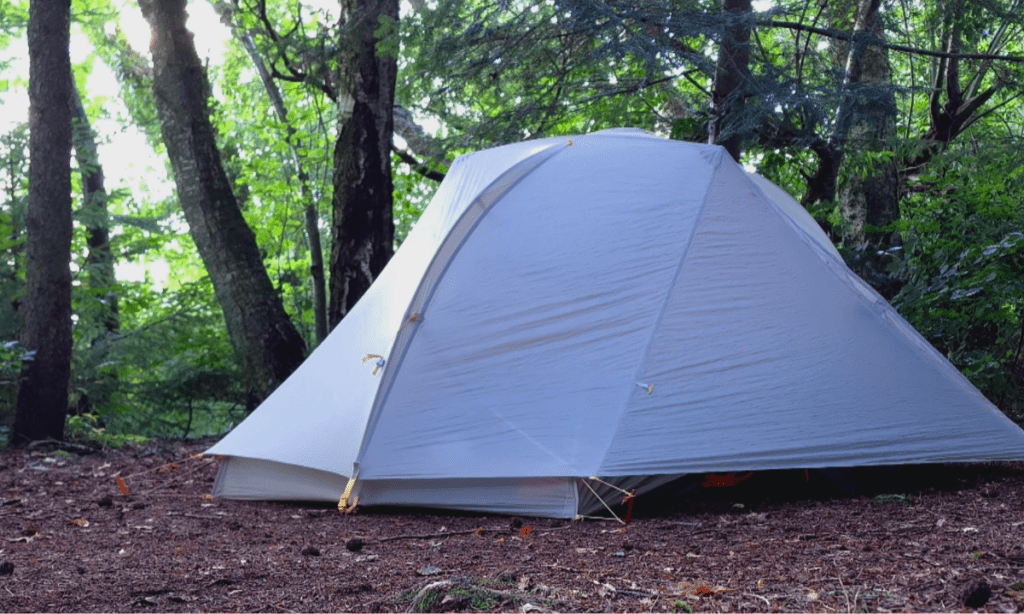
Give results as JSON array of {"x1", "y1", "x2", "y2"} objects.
[
  {"x1": 393, "y1": 146, "x2": 445, "y2": 182},
  {"x1": 762, "y1": 19, "x2": 1024, "y2": 63}
]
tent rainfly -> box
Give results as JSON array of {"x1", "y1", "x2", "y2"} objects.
[{"x1": 207, "y1": 128, "x2": 1024, "y2": 519}]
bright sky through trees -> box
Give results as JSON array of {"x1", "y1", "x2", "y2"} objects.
[{"x1": 0, "y1": 0, "x2": 236, "y2": 285}]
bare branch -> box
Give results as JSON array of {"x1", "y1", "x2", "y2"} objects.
[
  {"x1": 762, "y1": 19, "x2": 1024, "y2": 63},
  {"x1": 393, "y1": 146, "x2": 446, "y2": 182}
]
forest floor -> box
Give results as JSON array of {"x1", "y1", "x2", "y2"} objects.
[{"x1": 1, "y1": 439, "x2": 1023, "y2": 613}]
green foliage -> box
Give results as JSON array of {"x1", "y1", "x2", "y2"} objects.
[
  {"x1": 872, "y1": 493, "x2": 913, "y2": 505},
  {"x1": 391, "y1": 152, "x2": 438, "y2": 246},
  {"x1": 65, "y1": 413, "x2": 148, "y2": 449},
  {"x1": 0, "y1": 340, "x2": 29, "y2": 433},
  {"x1": 672, "y1": 600, "x2": 693, "y2": 613},
  {"x1": 890, "y1": 139, "x2": 1024, "y2": 420},
  {"x1": 0, "y1": 124, "x2": 27, "y2": 340},
  {"x1": 89, "y1": 277, "x2": 247, "y2": 438},
  {"x1": 398, "y1": 0, "x2": 686, "y2": 152}
]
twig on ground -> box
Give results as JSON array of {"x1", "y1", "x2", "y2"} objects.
[
  {"x1": 377, "y1": 527, "x2": 506, "y2": 543},
  {"x1": 25, "y1": 439, "x2": 100, "y2": 454},
  {"x1": 133, "y1": 458, "x2": 216, "y2": 497}
]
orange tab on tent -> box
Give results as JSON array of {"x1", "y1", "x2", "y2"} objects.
[
  {"x1": 116, "y1": 476, "x2": 129, "y2": 496},
  {"x1": 701, "y1": 472, "x2": 753, "y2": 487}
]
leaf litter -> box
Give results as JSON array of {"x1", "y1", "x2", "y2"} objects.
[{"x1": 0, "y1": 440, "x2": 1023, "y2": 612}]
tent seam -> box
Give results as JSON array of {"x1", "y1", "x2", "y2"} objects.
[
  {"x1": 351, "y1": 143, "x2": 569, "y2": 476},
  {"x1": 593, "y1": 147, "x2": 726, "y2": 477}
]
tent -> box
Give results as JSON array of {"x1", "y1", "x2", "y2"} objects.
[{"x1": 207, "y1": 128, "x2": 1024, "y2": 518}]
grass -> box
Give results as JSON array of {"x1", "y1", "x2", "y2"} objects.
[{"x1": 398, "y1": 577, "x2": 524, "y2": 612}]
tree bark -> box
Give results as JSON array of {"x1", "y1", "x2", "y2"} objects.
[
  {"x1": 71, "y1": 85, "x2": 119, "y2": 337},
  {"x1": 709, "y1": 0, "x2": 752, "y2": 163},
  {"x1": 12, "y1": 0, "x2": 74, "y2": 445},
  {"x1": 799, "y1": 0, "x2": 897, "y2": 248},
  {"x1": 832, "y1": 0, "x2": 898, "y2": 248},
  {"x1": 140, "y1": 0, "x2": 306, "y2": 409},
  {"x1": 328, "y1": 0, "x2": 398, "y2": 328}
]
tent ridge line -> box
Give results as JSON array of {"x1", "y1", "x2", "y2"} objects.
[
  {"x1": 349, "y1": 143, "x2": 569, "y2": 478},
  {"x1": 592, "y1": 146, "x2": 727, "y2": 478}
]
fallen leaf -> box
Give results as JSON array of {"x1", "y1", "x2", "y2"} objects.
[
  {"x1": 70, "y1": 518, "x2": 89, "y2": 527},
  {"x1": 596, "y1": 582, "x2": 616, "y2": 598},
  {"x1": 673, "y1": 580, "x2": 732, "y2": 599},
  {"x1": 519, "y1": 525, "x2": 532, "y2": 538}
]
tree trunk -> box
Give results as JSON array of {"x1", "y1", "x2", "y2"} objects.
[
  {"x1": 72, "y1": 85, "x2": 120, "y2": 337},
  {"x1": 140, "y1": 0, "x2": 306, "y2": 409},
  {"x1": 12, "y1": 0, "x2": 74, "y2": 445},
  {"x1": 800, "y1": 0, "x2": 897, "y2": 249},
  {"x1": 709, "y1": 0, "x2": 752, "y2": 163},
  {"x1": 832, "y1": 0, "x2": 898, "y2": 248},
  {"x1": 71, "y1": 84, "x2": 120, "y2": 414},
  {"x1": 328, "y1": 0, "x2": 398, "y2": 328}
]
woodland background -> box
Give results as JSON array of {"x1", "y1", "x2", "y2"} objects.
[{"x1": 0, "y1": 0, "x2": 1023, "y2": 446}]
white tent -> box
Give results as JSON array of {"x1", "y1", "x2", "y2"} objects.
[{"x1": 207, "y1": 128, "x2": 1024, "y2": 518}]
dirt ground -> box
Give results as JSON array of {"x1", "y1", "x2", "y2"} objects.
[{"x1": 1, "y1": 439, "x2": 1023, "y2": 613}]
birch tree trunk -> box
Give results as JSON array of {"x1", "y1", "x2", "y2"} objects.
[
  {"x1": 328, "y1": 0, "x2": 398, "y2": 327},
  {"x1": 832, "y1": 0, "x2": 898, "y2": 248}
]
